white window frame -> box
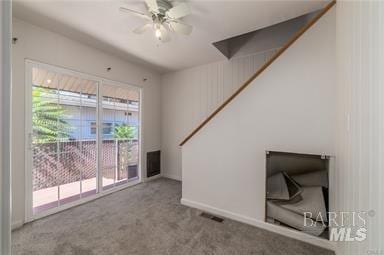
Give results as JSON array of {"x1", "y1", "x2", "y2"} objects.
[{"x1": 25, "y1": 60, "x2": 143, "y2": 222}]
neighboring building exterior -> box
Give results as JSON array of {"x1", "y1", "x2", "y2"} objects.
[{"x1": 62, "y1": 105, "x2": 139, "y2": 140}]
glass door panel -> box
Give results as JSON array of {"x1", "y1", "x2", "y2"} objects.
[
  {"x1": 32, "y1": 83, "x2": 60, "y2": 214},
  {"x1": 28, "y1": 61, "x2": 141, "y2": 220},
  {"x1": 79, "y1": 81, "x2": 98, "y2": 198},
  {"x1": 101, "y1": 84, "x2": 140, "y2": 190},
  {"x1": 30, "y1": 65, "x2": 99, "y2": 214}
]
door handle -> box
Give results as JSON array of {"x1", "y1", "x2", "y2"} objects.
[{"x1": 28, "y1": 133, "x2": 33, "y2": 150}]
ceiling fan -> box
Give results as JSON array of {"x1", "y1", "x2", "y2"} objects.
[{"x1": 119, "y1": 0, "x2": 193, "y2": 42}]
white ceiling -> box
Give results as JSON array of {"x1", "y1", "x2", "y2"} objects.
[{"x1": 13, "y1": 0, "x2": 329, "y2": 73}]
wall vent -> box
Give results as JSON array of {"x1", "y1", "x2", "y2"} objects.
[{"x1": 147, "y1": 150, "x2": 160, "y2": 177}]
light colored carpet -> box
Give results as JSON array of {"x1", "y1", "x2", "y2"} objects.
[{"x1": 12, "y1": 178, "x2": 334, "y2": 255}]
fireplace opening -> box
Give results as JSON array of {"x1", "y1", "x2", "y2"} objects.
[{"x1": 265, "y1": 151, "x2": 331, "y2": 239}]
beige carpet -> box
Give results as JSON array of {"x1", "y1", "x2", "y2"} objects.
[{"x1": 12, "y1": 178, "x2": 334, "y2": 255}]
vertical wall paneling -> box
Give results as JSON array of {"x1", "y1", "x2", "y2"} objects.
[
  {"x1": 161, "y1": 48, "x2": 281, "y2": 180},
  {"x1": 336, "y1": 1, "x2": 384, "y2": 253}
]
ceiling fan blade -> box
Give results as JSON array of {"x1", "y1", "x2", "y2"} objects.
[
  {"x1": 133, "y1": 23, "x2": 153, "y2": 34},
  {"x1": 159, "y1": 25, "x2": 171, "y2": 42},
  {"x1": 119, "y1": 7, "x2": 152, "y2": 21},
  {"x1": 170, "y1": 21, "x2": 192, "y2": 35},
  {"x1": 166, "y1": 3, "x2": 190, "y2": 19},
  {"x1": 145, "y1": 0, "x2": 159, "y2": 12}
]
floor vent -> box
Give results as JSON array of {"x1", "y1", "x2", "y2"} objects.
[{"x1": 200, "y1": 212, "x2": 224, "y2": 223}]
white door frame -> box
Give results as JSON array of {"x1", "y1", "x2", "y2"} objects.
[
  {"x1": 25, "y1": 60, "x2": 143, "y2": 222},
  {"x1": 1, "y1": 1, "x2": 12, "y2": 254}
]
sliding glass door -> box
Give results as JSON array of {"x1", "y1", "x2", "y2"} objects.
[
  {"x1": 101, "y1": 84, "x2": 140, "y2": 190},
  {"x1": 25, "y1": 61, "x2": 141, "y2": 221}
]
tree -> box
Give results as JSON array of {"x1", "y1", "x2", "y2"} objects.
[
  {"x1": 113, "y1": 124, "x2": 136, "y2": 139},
  {"x1": 32, "y1": 87, "x2": 71, "y2": 143},
  {"x1": 113, "y1": 124, "x2": 137, "y2": 180}
]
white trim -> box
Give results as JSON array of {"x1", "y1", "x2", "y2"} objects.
[
  {"x1": 162, "y1": 172, "x2": 181, "y2": 181},
  {"x1": 138, "y1": 85, "x2": 143, "y2": 183},
  {"x1": 180, "y1": 198, "x2": 337, "y2": 252},
  {"x1": 96, "y1": 76, "x2": 102, "y2": 193},
  {"x1": 1, "y1": 1, "x2": 12, "y2": 254},
  {"x1": 143, "y1": 173, "x2": 162, "y2": 182},
  {"x1": 11, "y1": 220, "x2": 23, "y2": 231},
  {"x1": 24, "y1": 60, "x2": 143, "y2": 222},
  {"x1": 24, "y1": 61, "x2": 33, "y2": 222}
]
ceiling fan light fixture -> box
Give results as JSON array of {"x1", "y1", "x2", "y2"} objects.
[
  {"x1": 154, "y1": 23, "x2": 162, "y2": 40},
  {"x1": 120, "y1": 0, "x2": 192, "y2": 43},
  {"x1": 155, "y1": 28, "x2": 162, "y2": 39}
]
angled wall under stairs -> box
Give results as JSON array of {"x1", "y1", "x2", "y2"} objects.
[{"x1": 181, "y1": 3, "x2": 336, "y2": 249}]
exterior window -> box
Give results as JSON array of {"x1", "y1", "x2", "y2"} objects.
[{"x1": 91, "y1": 122, "x2": 113, "y2": 135}]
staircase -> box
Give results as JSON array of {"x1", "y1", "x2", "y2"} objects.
[
  {"x1": 180, "y1": 0, "x2": 336, "y2": 146},
  {"x1": 180, "y1": 0, "x2": 336, "y2": 250}
]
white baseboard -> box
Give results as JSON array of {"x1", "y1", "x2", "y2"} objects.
[
  {"x1": 143, "y1": 174, "x2": 163, "y2": 182},
  {"x1": 162, "y1": 172, "x2": 181, "y2": 181},
  {"x1": 11, "y1": 220, "x2": 24, "y2": 230},
  {"x1": 181, "y1": 198, "x2": 337, "y2": 252}
]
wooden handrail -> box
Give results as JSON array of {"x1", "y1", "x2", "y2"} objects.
[{"x1": 180, "y1": 0, "x2": 336, "y2": 146}]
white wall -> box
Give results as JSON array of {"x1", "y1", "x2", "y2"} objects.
[
  {"x1": 181, "y1": 6, "x2": 335, "y2": 243},
  {"x1": 1, "y1": 1, "x2": 12, "y2": 254},
  {"x1": 11, "y1": 19, "x2": 161, "y2": 226},
  {"x1": 160, "y1": 13, "x2": 309, "y2": 181},
  {"x1": 336, "y1": 1, "x2": 384, "y2": 254},
  {"x1": 161, "y1": 50, "x2": 280, "y2": 180}
]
